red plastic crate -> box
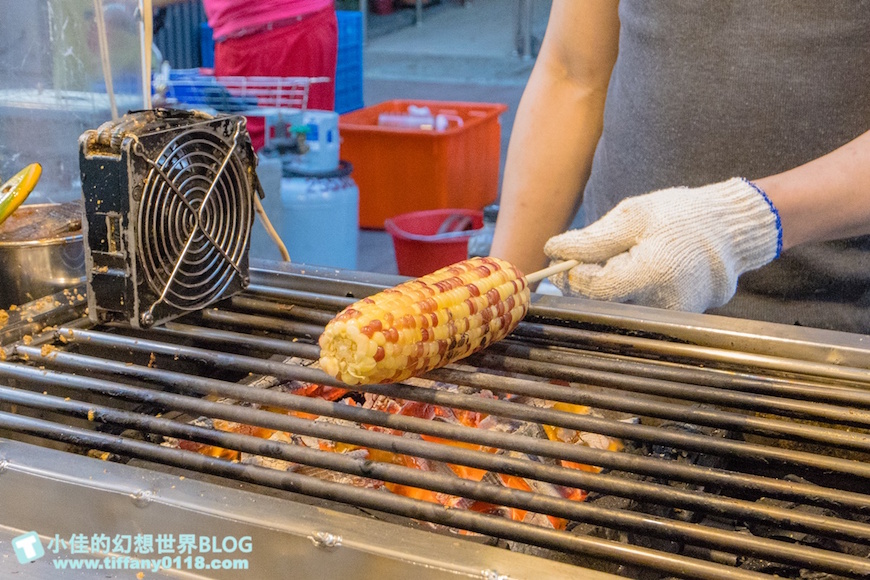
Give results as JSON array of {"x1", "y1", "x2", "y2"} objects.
[{"x1": 339, "y1": 100, "x2": 507, "y2": 229}]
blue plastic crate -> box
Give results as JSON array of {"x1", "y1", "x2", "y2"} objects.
[
  {"x1": 200, "y1": 22, "x2": 215, "y2": 69},
  {"x1": 163, "y1": 68, "x2": 204, "y2": 102},
  {"x1": 337, "y1": 10, "x2": 363, "y2": 49},
  {"x1": 335, "y1": 11, "x2": 364, "y2": 114}
]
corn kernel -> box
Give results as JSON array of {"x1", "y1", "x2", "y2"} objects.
[{"x1": 318, "y1": 257, "x2": 530, "y2": 385}]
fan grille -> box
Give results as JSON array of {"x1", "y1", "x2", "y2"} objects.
[{"x1": 137, "y1": 128, "x2": 251, "y2": 311}]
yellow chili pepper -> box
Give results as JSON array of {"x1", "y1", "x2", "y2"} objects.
[{"x1": 0, "y1": 163, "x2": 42, "y2": 226}]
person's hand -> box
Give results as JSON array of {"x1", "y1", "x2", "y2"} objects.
[{"x1": 543, "y1": 178, "x2": 783, "y2": 312}]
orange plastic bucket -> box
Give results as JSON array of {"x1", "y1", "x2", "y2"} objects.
[{"x1": 384, "y1": 209, "x2": 483, "y2": 277}]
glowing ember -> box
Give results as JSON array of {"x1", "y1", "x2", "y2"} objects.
[{"x1": 163, "y1": 365, "x2": 623, "y2": 532}]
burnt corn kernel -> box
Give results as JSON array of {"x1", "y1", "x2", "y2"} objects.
[{"x1": 318, "y1": 257, "x2": 530, "y2": 385}]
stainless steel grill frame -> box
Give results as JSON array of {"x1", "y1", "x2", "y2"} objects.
[{"x1": 1, "y1": 261, "x2": 869, "y2": 580}]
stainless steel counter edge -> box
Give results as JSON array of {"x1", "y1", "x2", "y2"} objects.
[{"x1": 0, "y1": 438, "x2": 617, "y2": 580}]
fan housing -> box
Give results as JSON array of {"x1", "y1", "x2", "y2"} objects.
[{"x1": 79, "y1": 109, "x2": 260, "y2": 328}]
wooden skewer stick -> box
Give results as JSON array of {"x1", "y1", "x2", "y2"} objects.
[{"x1": 525, "y1": 260, "x2": 580, "y2": 284}]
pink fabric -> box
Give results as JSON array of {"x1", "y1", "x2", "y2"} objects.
[{"x1": 204, "y1": 0, "x2": 332, "y2": 40}]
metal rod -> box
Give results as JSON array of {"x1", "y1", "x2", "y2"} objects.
[
  {"x1": 198, "y1": 308, "x2": 324, "y2": 339},
  {"x1": 11, "y1": 351, "x2": 869, "y2": 516},
  {"x1": 223, "y1": 294, "x2": 870, "y2": 407},
  {"x1": 247, "y1": 267, "x2": 392, "y2": 298},
  {"x1": 430, "y1": 364, "x2": 870, "y2": 453},
  {"x1": 471, "y1": 344, "x2": 870, "y2": 428},
  {"x1": 194, "y1": 303, "x2": 870, "y2": 425},
  {"x1": 245, "y1": 265, "x2": 870, "y2": 369},
  {"x1": 7, "y1": 358, "x2": 870, "y2": 547},
  {"x1": 516, "y1": 315, "x2": 870, "y2": 384},
  {"x1": 0, "y1": 412, "x2": 832, "y2": 580},
  {"x1": 142, "y1": 322, "x2": 870, "y2": 456},
  {"x1": 244, "y1": 284, "x2": 354, "y2": 312},
  {"x1": 218, "y1": 294, "x2": 870, "y2": 417},
  {"x1": 516, "y1": 0, "x2": 533, "y2": 60},
  {"x1": 56, "y1": 327, "x2": 870, "y2": 478},
  {"x1": 159, "y1": 321, "x2": 320, "y2": 358},
  {"x1": 487, "y1": 340, "x2": 870, "y2": 409},
  {"x1": 3, "y1": 385, "x2": 868, "y2": 576},
  {"x1": 229, "y1": 296, "x2": 335, "y2": 325}
]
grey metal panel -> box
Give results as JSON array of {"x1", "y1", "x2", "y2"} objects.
[
  {"x1": 155, "y1": 0, "x2": 208, "y2": 70},
  {"x1": 0, "y1": 439, "x2": 616, "y2": 580}
]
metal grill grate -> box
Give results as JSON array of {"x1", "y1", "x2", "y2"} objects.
[{"x1": 0, "y1": 264, "x2": 868, "y2": 580}]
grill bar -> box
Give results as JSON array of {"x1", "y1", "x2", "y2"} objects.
[
  {"x1": 10, "y1": 349, "x2": 870, "y2": 516},
  {"x1": 200, "y1": 305, "x2": 870, "y2": 410},
  {"x1": 219, "y1": 298, "x2": 870, "y2": 407},
  {"x1": 199, "y1": 308, "x2": 325, "y2": 339},
  {"x1": 516, "y1": 311, "x2": 870, "y2": 384},
  {"x1": 230, "y1": 295, "x2": 336, "y2": 325},
  {"x1": 244, "y1": 284, "x2": 356, "y2": 313},
  {"x1": 5, "y1": 357, "x2": 870, "y2": 549},
  {"x1": 486, "y1": 341, "x2": 870, "y2": 411},
  {"x1": 3, "y1": 385, "x2": 869, "y2": 578},
  {"x1": 429, "y1": 363, "x2": 870, "y2": 449},
  {"x1": 186, "y1": 309, "x2": 870, "y2": 433},
  {"x1": 58, "y1": 325, "x2": 870, "y2": 480},
  {"x1": 200, "y1": 309, "x2": 334, "y2": 338},
  {"x1": 52, "y1": 325, "x2": 870, "y2": 484},
  {"x1": 0, "y1": 411, "x2": 781, "y2": 580},
  {"x1": 243, "y1": 281, "x2": 870, "y2": 383}
]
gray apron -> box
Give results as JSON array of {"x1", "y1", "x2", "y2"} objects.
[{"x1": 582, "y1": 0, "x2": 870, "y2": 333}]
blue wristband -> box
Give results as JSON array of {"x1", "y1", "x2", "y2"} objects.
[{"x1": 742, "y1": 178, "x2": 783, "y2": 258}]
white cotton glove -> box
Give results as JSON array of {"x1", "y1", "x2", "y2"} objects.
[{"x1": 543, "y1": 178, "x2": 783, "y2": 312}]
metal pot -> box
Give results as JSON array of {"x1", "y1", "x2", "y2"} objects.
[{"x1": 0, "y1": 203, "x2": 85, "y2": 309}]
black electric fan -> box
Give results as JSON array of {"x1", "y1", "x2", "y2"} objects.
[{"x1": 79, "y1": 109, "x2": 261, "y2": 328}]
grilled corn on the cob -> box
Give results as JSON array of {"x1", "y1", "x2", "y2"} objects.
[{"x1": 318, "y1": 257, "x2": 530, "y2": 385}]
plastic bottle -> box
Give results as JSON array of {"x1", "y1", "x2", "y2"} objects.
[
  {"x1": 377, "y1": 112, "x2": 449, "y2": 131},
  {"x1": 467, "y1": 203, "x2": 499, "y2": 258}
]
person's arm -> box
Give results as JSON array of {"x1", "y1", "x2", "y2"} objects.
[
  {"x1": 489, "y1": 0, "x2": 620, "y2": 276},
  {"x1": 756, "y1": 129, "x2": 870, "y2": 250}
]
